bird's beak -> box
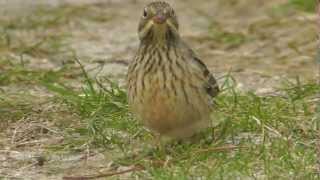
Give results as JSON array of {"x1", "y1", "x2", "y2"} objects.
[{"x1": 153, "y1": 14, "x2": 167, "y2": 24}]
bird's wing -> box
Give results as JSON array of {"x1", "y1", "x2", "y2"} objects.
[
  {"x1": 192, "y1": 56, "x2": 220, "y2": 98},
  {"x1": 180, "y1": 42, "x2": 220, "y2": 98}
]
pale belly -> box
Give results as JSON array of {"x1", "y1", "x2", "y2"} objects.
[{"x1": 130, "y1": 82, "x2": 211, "y2": 138}]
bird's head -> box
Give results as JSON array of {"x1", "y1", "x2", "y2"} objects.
[{"x1": 138, "y1": 1, "x2": 179, "y2": 43}]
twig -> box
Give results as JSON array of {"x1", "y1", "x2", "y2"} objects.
[
  {"x1": 317, "y1": 135, "x2": 320, "y2": 176},
  {"x1": 62, "y1": 165, "x2": 144, "y2": 180},
  {"x1": 316, "y1": 0, "x2": 320, "y2": 176},
  {"x1": 15, "y1": 139, "x2": 48, "y2": 146},
  {"x1": 195, "y1": 145, "x2": 247, "y2": 153},
  {"x1": 10, "y1": 117, "x2": 28, "y2": 145},
  {"x1": 104, "y1": 59, "x2": 129, "y2": 66}
]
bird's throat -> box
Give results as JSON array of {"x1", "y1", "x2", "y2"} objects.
[{"x1": 152, "y1": 24, "x2": 168, "y2": 42}]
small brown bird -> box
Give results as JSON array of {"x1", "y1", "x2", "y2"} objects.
[{"x1": 127, "y1": 1, "x2": 219, "y2": 139}]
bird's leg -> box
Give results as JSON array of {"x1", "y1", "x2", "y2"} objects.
[
  {"x1": 211, "y1": 127, "x2": 215, "y2": 142},
  {"x1": 150, "y1": 133, "x2": 164, "y2": 152}
]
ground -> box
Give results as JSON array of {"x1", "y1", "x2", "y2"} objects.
[{"x1": 0, "y1": 0, "x2": 319, "y2": 179}]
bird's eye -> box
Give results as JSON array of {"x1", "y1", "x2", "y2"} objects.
[{"x1": 142, "y1": 8, "x2": 148, "y2": 18}]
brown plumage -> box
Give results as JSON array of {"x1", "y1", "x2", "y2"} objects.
[{"x1": 127, "y1": 1, "x2": 219, "y2": 139}]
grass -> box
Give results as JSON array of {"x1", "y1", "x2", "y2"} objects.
[
  {"x1": 0, "y1": 56, "x2": 74, "y2": 125},
  {"x1": 0, "y1": 2, "x2": 113, "y2": 59},
  {"x1": 273, "y1": 0, "x2": 317, "y2": 14},
  {"x1": 0, "y1": 94, "x2": 33, "y2": 127},
  {"x1": 0, "y1": 3, "x2": 112, "y2": 31},
  {"x1": 208, "y1": 22, "x2": 248, "y2": 49},
  {"x1": 0, "y1": 56, "x2": 69, "y2": 86},
  {"x1": 43, "y1": 59, "x2": 142, "y2": 150},
  {"x1": 287, "y1": 0, "x2": 317, "y2": 12},
  {"x1": 44, "y1": 63, "x2": 320, "y2": 179},
  {"x1": 0, "y1": 29, "x2": 71, "y2": 58}
]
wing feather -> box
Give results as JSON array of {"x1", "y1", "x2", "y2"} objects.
[
  {"x1": 180, "y1": 41, "x2": 219, "y2": 98},
  {"x1": 192, "y1": 56, "x2": 219, "y2": 98}
]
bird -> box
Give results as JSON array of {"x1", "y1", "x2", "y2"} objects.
[{"x1": 127, "y1": 1, "x2": 219, "y2": 139}]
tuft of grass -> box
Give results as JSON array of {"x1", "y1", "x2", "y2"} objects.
[
  {"x1": 44, "y1": 61, "x2": 320, "y2": 179},
  {"x1": 0, "y1": 57, "x2": 67, "y2": 86},
  {"x1": 287, "y1": 0, "x2": 317, "y2": 12},
  {"x1": 43, "y1": 58, "x2": 142, "y2": 150},
  {"x1": 273, "y1": 0, "x2": 317, "y2": 14}
]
